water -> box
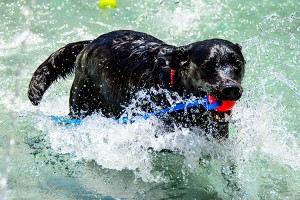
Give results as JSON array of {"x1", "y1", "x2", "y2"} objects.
[{"x1": 0, "y1": 0, "x2": 299, "y2": 199}]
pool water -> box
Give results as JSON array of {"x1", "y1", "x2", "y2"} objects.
[{"x1": 0, "y1": 0, "x2": 299, "y2": 199}]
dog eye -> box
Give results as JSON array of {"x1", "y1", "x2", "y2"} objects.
[
  {"x1": 228, "y1": 53, "x2": 243, "y2": 71},
  {"x1": 233, "y1": 60, "x2": 243, "y2": 72},
  {"x1": 236, "y1": 60, "x2": 243, "y2": 66},
  {"x1": 229, "y1": 53, "x2": 241, "y2": 62}
]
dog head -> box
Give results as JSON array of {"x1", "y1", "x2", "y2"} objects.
[{"x1": 158, "y1": 39, "x2": 245, "y2": 101}]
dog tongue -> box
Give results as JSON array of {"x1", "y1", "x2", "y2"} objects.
[{"x1": 207, "y1": 95, "x2": 236, "y2": 112}]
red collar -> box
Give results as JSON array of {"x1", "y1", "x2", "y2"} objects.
[
  {"x1": 160, "y1": 68, "x2": 175, "y2": 90},
  {"x1": 170, "y1": 69, "x2": 175, "y2": 85}
]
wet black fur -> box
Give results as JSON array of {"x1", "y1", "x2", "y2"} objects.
[{"x1": 28, "y1": 30, "x2": 245, "y2": 138}]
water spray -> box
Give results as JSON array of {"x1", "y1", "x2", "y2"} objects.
[{"x1": 0, "y1": 1, "x2": 34, "y2": 199}]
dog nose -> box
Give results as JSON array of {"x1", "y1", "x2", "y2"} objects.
[{"x1": 221, "y1": 85, "x2": 242, "y2": 100}]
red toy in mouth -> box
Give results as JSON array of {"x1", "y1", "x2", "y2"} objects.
[{"x1": 208, "y1": 95, "x2": 236, "y2": 112}]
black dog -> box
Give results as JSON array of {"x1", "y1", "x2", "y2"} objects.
[{"x1": 28, "y1": 30, "x2": 245, "y2": 139}]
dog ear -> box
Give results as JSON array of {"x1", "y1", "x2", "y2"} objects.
[{"x1": 158, "y1": 45, "x2": 190, "y2": 70}]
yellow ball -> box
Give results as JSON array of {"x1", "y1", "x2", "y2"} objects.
[{"x1": 98, "y1": 0, "x2": 117, "y2": 9}]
